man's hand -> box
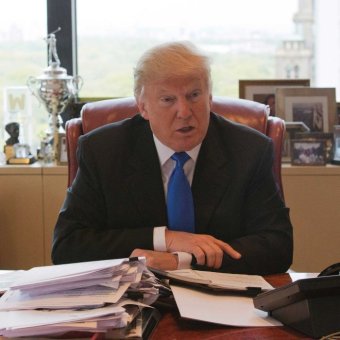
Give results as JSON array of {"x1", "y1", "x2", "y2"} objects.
[
  {"x1": 165, "y1": 230, "x2": 241, "y2": 269},
  {"x1": 130, "y1": 249, "x2": 178, "y2": 270}
]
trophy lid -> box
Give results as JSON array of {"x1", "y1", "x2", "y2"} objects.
[{"x1": 37, "y1": 62, "x2": 73, "y2": 80}]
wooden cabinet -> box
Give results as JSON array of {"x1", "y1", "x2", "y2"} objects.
[
  {"x1": 0, "y1": 164, "x2": 67, "y2": 269},
  {"x1": 282, "y1": 164, "x2": 340, "y2": 272},
  {"x1": 0, "y1": 164, "x2": 339, "y2": 272},
  {"x1": 42, "y1": 166, "x2": 68, "y2": 266}
]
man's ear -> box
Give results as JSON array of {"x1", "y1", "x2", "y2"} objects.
[{"x1": 136, "y1": 96, "x2": 149, "y2": 120}]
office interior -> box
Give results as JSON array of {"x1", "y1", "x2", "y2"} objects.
[{"x1": 0, "y1": 0, "x2": 340, "y2": 275}]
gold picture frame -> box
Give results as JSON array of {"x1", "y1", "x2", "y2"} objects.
[
  {"x1": 239, "y1": 79, "x2": 310, "y2": 116},
  {"x1": 276, "y1": 87, "x2": 337, "y2": 133},
  {"x1": 57, "y1": 133, "x2": 68, "y2": 165}
]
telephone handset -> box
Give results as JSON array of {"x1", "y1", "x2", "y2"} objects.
[{"x1": 317, "y1": 262, "x2": 340, "y2": 277}]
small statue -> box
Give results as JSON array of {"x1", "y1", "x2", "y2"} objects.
[
  {"x1": 44, "y1": 27, "x2": 61, "y2": 66},
  {"x1": 5, "y1": 122, "x2": 20, "y2": 145}
]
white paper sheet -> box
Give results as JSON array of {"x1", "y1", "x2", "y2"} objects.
[
  {"x1": 0, "y1": 282, "x2": 131, "y2": 310},
  {"x1": 11, "y1": 258, "x2": 130, "y2": 290},
  {"x1": 0, "y1": 271, "x2": 25, "y2": 294},
  {"x1": 171, "y1": 285, "x2": 282, "y2": 327}
]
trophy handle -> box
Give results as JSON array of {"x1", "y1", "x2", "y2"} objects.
[
  {"x1": 27, "y1": 76, "x2": 41, "y2": 102},
  {"x1": 72, "y1": 75, "x2": 84, "y2": 95}
]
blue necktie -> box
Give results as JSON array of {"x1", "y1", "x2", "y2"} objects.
[{"x1": 167, "y1": 152, "x2": 195, "y2": 232}]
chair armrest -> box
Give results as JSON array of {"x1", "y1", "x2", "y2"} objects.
[{"x1": 65, "y1": 118, "x2": 83, "y2": 187}]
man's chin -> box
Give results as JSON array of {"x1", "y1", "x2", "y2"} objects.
[{"x1": 171, "y1": 138, "x2": 201, "y2": 152}]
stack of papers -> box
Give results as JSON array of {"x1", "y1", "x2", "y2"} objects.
[{"x1": 0, "y1": 258, "x2": 159, "y2": 338}]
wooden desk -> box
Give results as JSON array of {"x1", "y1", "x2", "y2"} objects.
[{"x1": 150, "y1": 273, "x2": 311, "y2": 339}]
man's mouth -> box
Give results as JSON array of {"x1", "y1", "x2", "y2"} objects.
[{"x1": 177, "y1": 126, "x2": 194, "y2": 133}]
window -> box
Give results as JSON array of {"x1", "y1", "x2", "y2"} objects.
[
  {"x1": 0, "y1": 0, "x2": 47, "y2": 151},
  {"x1": 77, "y1": 0, "x2": 299, "y2": 98},
  {"x1": 2, "y1": 0, "x2": 340, "y2": 156}
]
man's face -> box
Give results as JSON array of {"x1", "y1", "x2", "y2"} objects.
[{"x1": 138, "y1": 77, "x2": 212, "y2": 152}]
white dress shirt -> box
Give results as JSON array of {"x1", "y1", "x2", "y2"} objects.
[{"x1": 152, "y1": 135, "x2": 201, "y2": 269}]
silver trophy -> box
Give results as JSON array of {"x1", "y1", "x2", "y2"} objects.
[{"x1": 27, "y1": 28, "x2": 82, "y2": 162}]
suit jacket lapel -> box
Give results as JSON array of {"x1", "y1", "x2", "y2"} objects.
[
  {"x1": 192, "y1": 119, "x2": 232, "y2": 233},
  {"x1": 124, "y1": 121, "x2": 168, "y2": 227}
]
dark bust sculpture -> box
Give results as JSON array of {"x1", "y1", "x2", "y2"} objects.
[{"x1": 5, "y1": 122, "x2": 20, "y2": 145}]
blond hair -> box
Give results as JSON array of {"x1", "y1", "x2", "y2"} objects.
[{"x1": 133, "y1": 41, "x2": 212, "y2": 98}]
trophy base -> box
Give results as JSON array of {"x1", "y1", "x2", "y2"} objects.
[
  {"x1": 7, "y1": 155, "x2": 37, "y2": 165},
  {"x1": 4, "y1": 145, "x2": 15, "y2": 161}
]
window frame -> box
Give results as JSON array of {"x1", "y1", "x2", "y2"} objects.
[{"x1": 47, "y1": 0, "x2": 77, "y2": 76}]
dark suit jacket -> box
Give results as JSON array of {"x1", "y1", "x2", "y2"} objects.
[{"x1": 52, "y1": 113, "x2": 293, "y2": 275}]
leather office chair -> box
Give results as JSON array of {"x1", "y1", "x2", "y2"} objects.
[{"x1": 65, "y1": 96, "x2": 285, "y2": 199}]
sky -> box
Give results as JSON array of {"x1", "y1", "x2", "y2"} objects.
[
  {"x1": 0, "y1": 0, "x2": 298, "y2": 40},
  {"x1": 77, "y1": 0, "x2": 298, "y2": 35}
]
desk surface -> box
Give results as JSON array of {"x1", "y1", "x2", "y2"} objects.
[{"x1": 150, "y1": 273, "x2": 310, "y2": 339}]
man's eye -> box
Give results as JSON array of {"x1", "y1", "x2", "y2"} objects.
[
  {"x1": 161, "y1": 97, "x2": 174, "y2": 103},
  {"x1": 191, "y1": 91, "x2": 201, "y2": 101}
]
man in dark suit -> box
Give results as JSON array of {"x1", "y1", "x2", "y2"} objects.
[{"x1": 52, "y1": 41, "x2": 293, "y2": 275}]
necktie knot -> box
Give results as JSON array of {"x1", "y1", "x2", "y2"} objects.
[{"x1": 171, "y1": 152, "x2": 190, "y2": 168}]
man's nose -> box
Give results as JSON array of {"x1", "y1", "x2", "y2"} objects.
[{"x1": 176, "y1": 98, "x2": 192, "y2": 119}]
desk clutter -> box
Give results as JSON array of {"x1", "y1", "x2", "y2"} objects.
[
  {"x1": 1, "y1": 262, "x2": 340, "y2": 339},
  {"x1": 0, "y1": 258, "x2": 163, "y2": 338}
]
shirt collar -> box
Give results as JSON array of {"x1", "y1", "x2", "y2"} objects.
[{"x1": 153, "y1": 135, "x2": 201, "y2": 166}]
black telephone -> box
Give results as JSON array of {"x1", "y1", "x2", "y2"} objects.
[
  {"x1": 253, "y1": 269, "x2": 340, "y2": 338},
  {"x1": 318, "y1": 262, "x2": 340, "y2": 277}
]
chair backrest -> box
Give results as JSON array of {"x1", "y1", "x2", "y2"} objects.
[{"x1": 65, "y1": 96, "x2": 285, "y2": 199}]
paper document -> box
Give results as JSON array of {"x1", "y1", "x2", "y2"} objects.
[
  {"x1": 0, "y1": 271, "x2": 25, "y2": 294},
  {"x1": 171, "y1": 284, "x2": 282, "y2": 327},
  {"x1": 151, "y1": 268, "x2": 273, "y2": 296}
]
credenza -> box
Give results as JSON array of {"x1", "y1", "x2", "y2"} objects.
[
  {"x1": 282, "y1": 164, "x2": 340, "y2": 272},
  {"x1": 0, "y1": 163, "x2": 67, "y2": 269},
  {"x1": 0, "y1": 163, "x2": 339, "y2": 271}
]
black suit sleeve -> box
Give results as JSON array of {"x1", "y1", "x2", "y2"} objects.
[
  {"x1": 51, "y1": 131, "x2": 154, "y2": 264},
  {"x1": 194, "y1": 140, "x2": 293, "y2": 275},
  {"x1": 223, "y1": 140, "x2": 292, "y2": 275}
]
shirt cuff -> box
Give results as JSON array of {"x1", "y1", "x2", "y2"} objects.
[
  {"x1": 173, "y1": 252, "x2": 192, "y2": 269},
  {"x1": 153, "y1": 226, "x2": 167, "y2": 252}
]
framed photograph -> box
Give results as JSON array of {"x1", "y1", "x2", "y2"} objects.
[
  {"x1": 294, "y1": 132, "x2": 334, "y2": 163},
  {"x1": 291, "y1": 139, "x2": 327, "y2": 166},
  {"x1": 57, "y1": 133, "x2": 68, "y2": 165},
  {"x1": 238, "y1": 79, "x2": 310, "y2": 116},
  {"x1": 282, "y1": 121, "x2": 310, "y2": 163},
  {"x1": 276, "y1": 87, "x2": 337, "y2": 133}
]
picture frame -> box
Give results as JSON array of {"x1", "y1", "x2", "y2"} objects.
[
  {"x1": 57, "y1": 133, "x2": 68, "y2": 165},
  {"x1": 276, "y1": 87, "x2": 337, "y2": 133},
  {"x1": 282, "y1": 121, "x2": 310, "y2": 163},
  {"x1": 238, "y1": 79, "x2": 310, "y2": 116},
  {"x1": 291, "y1": 139, "x2": 327, "y2": 166},
  {"x1": 294, "y1": 132, "x2": 334, "y2": 163}
]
